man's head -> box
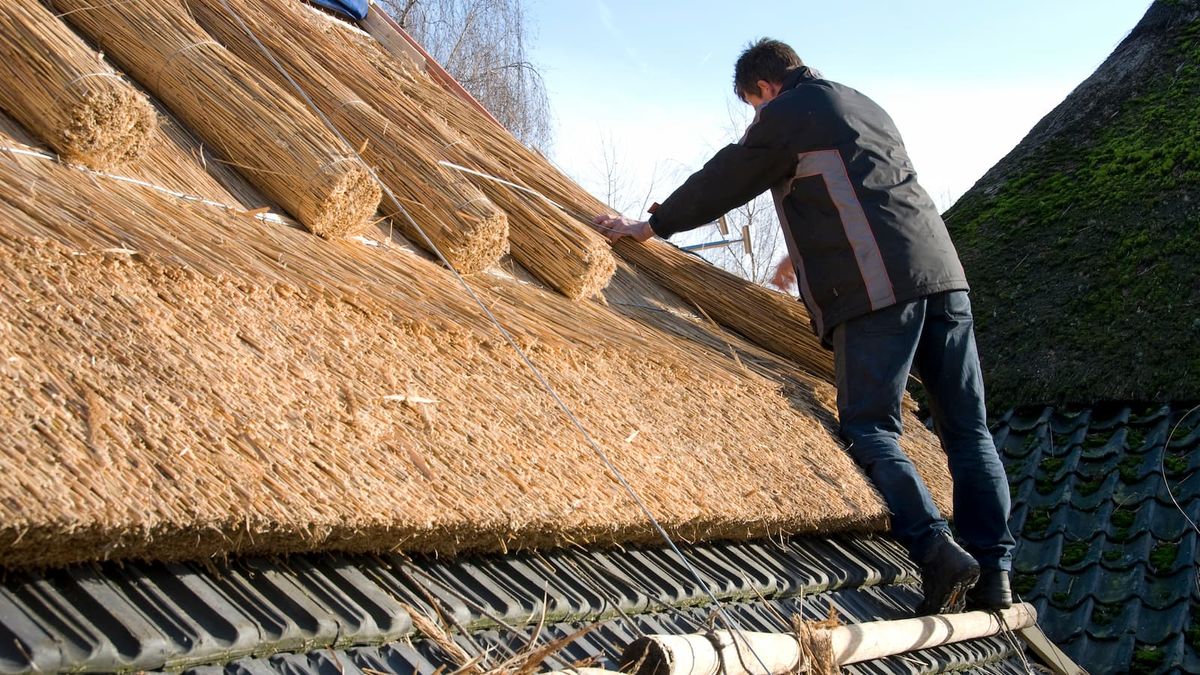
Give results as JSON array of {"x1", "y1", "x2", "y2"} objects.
[{"x1": 733, "y1": 38, "x2": 803, "y2": 107}]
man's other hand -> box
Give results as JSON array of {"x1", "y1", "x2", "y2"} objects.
[
  {"x1": 771, "y1": 256, "x2": 796, "y2": 290},
  {"x1": 591, "y1": 214, "x2": 654, "y2": 243}
]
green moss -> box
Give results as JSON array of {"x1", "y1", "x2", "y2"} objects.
[
  {"x1": 1035, "y1": 476, "x2": 1056, "y2": 495},
  {"x1": 1125, "y1": 426, "x2": 1147, "y2": 450},
  {"x1": 1103, "y1": 549, "x2": 1123, "y2": 563},
  {"x1": 1093, "y1": 602, "x2": 1119, "y2": 626},
  {"x1": 1187, "y1": 608, "x2": 1200, "y2": 653},
  {"x1": 1083, "y1": 432, "x2": 1110, "y2": 449},
  {"x1": 1022, "y1": 432, "x2": 1043, "y2": 452},
  {"x1": 1150, "y1": 541, "x2": 1179, "y2": 575},
  {"x1": 1061, "y1": 540, "x2": 1089, "y2": 567},
  {"x1": 1132, "y1": 645, "x2": 1166, "y2": 674},
  {"x1": 1051, "y1": 590, "x2": 1070, "y2": 605},
  {"x1": 943, "y1": 16, "x2": 1200, "y2": 409},
  {"x1": 1119, "y1": 455, "x2": 1143, "y2": 483},
  {"x1": 1076, "y1": 474, "x2": 1104, "y2": 496},
  {"x1": 1041, "y1": 456, "x2": 1065, "y2": 473},
  {"x1": 1111, "y1": 507, "x2": 1137, "y2": 541},
  {"x1": 1164, "y1": 452, "x2": 1188, "y2": 476},
  {"x1": 1013, "y1": 572, "x2": 1037, "y2": 595},
  {"x1": 1024, "y1": 507, "x2": 1052, "y2": 537}
]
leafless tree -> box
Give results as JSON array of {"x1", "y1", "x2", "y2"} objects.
[
  {"x1": 591, "y1": 131, "x2": 664, "y2": 217},
  {"x1": 383, "y1": 0, "x2": 552, "y2": 151}
]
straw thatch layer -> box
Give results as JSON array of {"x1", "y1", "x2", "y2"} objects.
[
  {"x1": 190, "y1": 0, "x2": 508, "y2": 273},
  {"x1": 48, "y1": 0, "x2": 379, "y2": 238},
  {"x1": 267, "y1": 0, "x2": 615, "y2": 298},
  {"x1": 0, "y1": 144, "x2": 953, "y2": 569},
  {"x1": 330, "y1": 15, "x2": 833, "y2": 364},
  {"x1": 0, "y1": 1, "x2": 155, "y2": 169}
]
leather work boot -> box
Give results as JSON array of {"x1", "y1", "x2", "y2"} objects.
[
  {"x1": 916, "y1": 533, "x2": 980, "y2": 616},
  {"x1": 966, "y1": 568, "x2": 1013, "y2": 611}
]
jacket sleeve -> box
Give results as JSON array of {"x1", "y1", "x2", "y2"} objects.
[{"x1": 650, "y1": 101, "x2": 798, "y2": 238}]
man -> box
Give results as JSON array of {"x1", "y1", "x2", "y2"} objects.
[{"x1": 592, "y1": 38, "x2": 1014, "y2": 615}]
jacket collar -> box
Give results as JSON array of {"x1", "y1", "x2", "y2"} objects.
[{"x1": 781, "y1": 66, "x2": 821, "y2": 91}]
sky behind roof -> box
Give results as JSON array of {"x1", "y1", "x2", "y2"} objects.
[{"x1": 526, "y1": 1, "x2": 1151, "y2": 219}]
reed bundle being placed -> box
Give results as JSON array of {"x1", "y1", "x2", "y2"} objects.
[
  {"x1": 281, "y1": 1, "x2": 615, "y2": 298},
  {"x1": 190, "y1": 0, "x2": 507, "y2": 273},
  {"x1": 48, "y1": 0, "x2": 379, "y2": 238},
  {"x1": 328, "y1": 15, "x2": 833, "y2": 371},
  {"x1": 0, "y1": 1, "x2": 155, "y2": 169}
]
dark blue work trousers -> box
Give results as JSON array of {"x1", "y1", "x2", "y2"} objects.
[{"x1": 832, "y1": 290, "x2": 1014, "y2": 570}]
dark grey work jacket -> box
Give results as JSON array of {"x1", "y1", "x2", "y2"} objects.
[{"x1": 649, "y1": 67, "x2": 968, "y2": 342}]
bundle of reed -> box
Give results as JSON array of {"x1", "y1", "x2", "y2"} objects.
[
  {"x1": 47, "y1": 0, "x2": 379, "y2": 238},
  {"x1": 0, "y1": 1, "x2": 155, "y2": 169},
  {"x1": 0, "y1": 62, "x2": 269, "y2": 212},
  {"x1": 327, "y1": 19, "x2": 832, "y2": 368},
  {"x1": 189, "y1": 0, "x2": 507, "y2": 273},
  {"x1": 393, "y1": 69, "x2": 834, "y2": 376},
  {"x1": 272, "y1": 0, "x2": 615, "y2": 298},
  {"x1": 0, "y1": 146, "x2": 955, "y2": 569}
]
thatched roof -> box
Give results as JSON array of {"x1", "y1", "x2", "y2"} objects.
[
  {"x1": 0, "y1": 0, "x2": 951, "y2": 569},
  {"x1": 944, "y1": 0, "x2": 1200, "y2": 408}
]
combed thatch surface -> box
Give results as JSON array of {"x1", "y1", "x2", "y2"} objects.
[
  {"x1": 0, "y1": 145, "x2": 950, "y2": 568},
  {"x1": 0, "y1": 3, "x2": 955, "y2": 569}
]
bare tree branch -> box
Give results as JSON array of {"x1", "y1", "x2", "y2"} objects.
[{"x1": 381, "y1": 0, "x2": 552, "y2": 151}]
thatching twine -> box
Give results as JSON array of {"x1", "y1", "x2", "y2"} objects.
[
  {"x1": 276, "y1": 0, "x2": 615, "y2": 298},
  {"x1": 190, "y1": 0, "x2": 508, "y2": 274},
  {"x1": 48, "y1": 0, "x2": 379, "y2": 238},
  {"x1": 134, "y1": 107, "x2": 274, "y2": 211},
  {"x1": 0, "y1": 1, "x2": 155, "y2": 169},
  {"x1": 0, "y1": 143, "x2": 953, "y2": 569}
]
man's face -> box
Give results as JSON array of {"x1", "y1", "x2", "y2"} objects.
[{"x1": 744, "y1": 80, "x2": 783, "y2": 109}]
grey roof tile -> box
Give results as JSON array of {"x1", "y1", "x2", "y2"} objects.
[
  {"x1": 999, "y1": 402, "x2": 1200, "y2": 673},
  {"x1": 1, "y1": 534, "x2": 1038, "y2": 674}
]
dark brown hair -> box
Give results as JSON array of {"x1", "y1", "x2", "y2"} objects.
[{"x1": 733, "y1": 38, "x2": 803, "y2": 101}]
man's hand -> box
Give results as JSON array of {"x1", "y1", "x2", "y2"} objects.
[
  {"x1": 771, "y1": 256, "x2": 796, "y2": 290},
  {"x1": 591, "y1": 214, "x2": 654, "y2": 244}
]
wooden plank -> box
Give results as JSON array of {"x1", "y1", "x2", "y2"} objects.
[
  {"x1": 621, "y1": 604, "x2": 1040, "y2": 675},
  {"x1": 1017, "y1": 625, "x2": 1089, "y2": 675},
  {"x1": 359, "y1": 3, "x2": 423, "y2": 69}
]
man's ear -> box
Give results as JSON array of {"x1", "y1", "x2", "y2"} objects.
[{"x1": 758, "y1": 80, "x2": 783, "y2": 99}]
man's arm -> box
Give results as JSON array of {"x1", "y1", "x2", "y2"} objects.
[{"x1": 649, "y1": 102, "x2": 797, "y2": 239}]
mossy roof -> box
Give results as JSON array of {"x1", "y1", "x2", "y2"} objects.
[{"x1": 944, "y1": 0, "x2": 1200, "y2": 408}]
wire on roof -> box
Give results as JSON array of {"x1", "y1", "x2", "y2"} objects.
[{"x1": 214, "y1": 1, "x2": 775, "y2": 672}]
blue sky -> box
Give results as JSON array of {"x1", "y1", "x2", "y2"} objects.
[{"x1": 526, "y1": 1, "x2": 1151, "y2": 217}]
